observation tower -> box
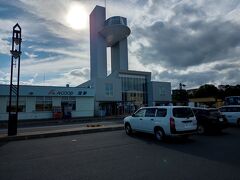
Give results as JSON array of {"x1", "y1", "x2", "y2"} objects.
[{"x1": 90, "y1": 6, "x2": 131, "y2": 80}]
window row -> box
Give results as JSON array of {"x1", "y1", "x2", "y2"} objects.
[
  {"x1": 134, "y1": 108, "x2": 167, "y2": 117},
  {"x1": 6, "y1": 96, "x2": 76, "y2": 112},
  {"x1": 121, "y1": 77, "x2": 147, "y2": 92}
]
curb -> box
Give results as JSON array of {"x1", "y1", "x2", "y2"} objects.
[
  {"x1": 0, "y1": 125, "x2": 124, "y2": 142},
  {"x1": 0, "y1": 117, "x2": 124, "y2": 128}
]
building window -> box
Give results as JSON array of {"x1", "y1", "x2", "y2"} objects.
[
  {"x1": 159, "y1": 87, "x2": 166, "y2": 96},
  {"x1": 61, "y1": 97, "x2": 76, "y2": 111},
  {"x1": 7, "y1": 97, "x2": 26, "y2": 112},
  {"x1": 105, "y1": 83, "x2": 113, "y2": 97},
  {"x1": 156, "y1": 108, "x2": 167, "y2": 117},
  {"x1": 36, "y1": 96, "x2": 52, "y2": 111}
]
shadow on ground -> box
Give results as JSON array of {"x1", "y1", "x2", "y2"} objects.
[{"x1": 126, "y1": 127, "x2": 240, "y2": 168}]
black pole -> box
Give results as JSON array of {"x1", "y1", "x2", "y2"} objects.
[{"x1": 8, "y1": 23, "x2": 22, "y2": 136}]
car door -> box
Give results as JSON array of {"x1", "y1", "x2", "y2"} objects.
[
  {"x1": 142, "y1": 108, "x2": 157, "y2": 133},
  {"x1": 172, "y1": 107, "x2": 196, "y2": 132},
  {"x1": 131, "y1": 108, "x2": 146, "y2": 131},
  {"x1": 231, "y1": 107, "x2": 240, "y2": 123},
  {"x1": 155, "y1": 108, "x2": 168, "y2": 134},
  {"x1": 223, "y1": 107, "x2": 236, "y2": 123}
]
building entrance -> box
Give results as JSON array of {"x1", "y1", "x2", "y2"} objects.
[{"x1": 61, "y1": 102, "x2": 72, "y2": 118}]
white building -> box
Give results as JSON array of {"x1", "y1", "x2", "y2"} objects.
[{"x1": 0, "y1": 85, "x2": 95, "y2": 121}]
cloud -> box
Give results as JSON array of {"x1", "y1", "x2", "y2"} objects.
[
  {"x1": 41, "y1": 67, "x2": 90, "y2": 87},
  {"x1": 0, "y1": 70, "x2": 10, "y2": 84},
  {"x1": 69, "y1": 68, "x2": 90, "y2": 77},
  {"x1": 133, "y1": 18, "x2": 240, "y2": 69},
  {"x1": 24, "y1": 52, "x2": 38, "y2": 59},
  {"x1": 126, "y1": 0, "x2": 240, "y2": 88},
  {"x1": 20, "y1": 56, "x2": 89, "y2": 75},
  {"x1": 1, "y1": 0, "x2": 240, "y2": 88}
]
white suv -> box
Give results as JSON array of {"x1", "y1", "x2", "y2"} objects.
[
  {"x1": 124, "y1": 106, "x2": 197, "y2": 141},
  {"x1": 219, "y1": 105, "x2": 240, "y2": 126}
]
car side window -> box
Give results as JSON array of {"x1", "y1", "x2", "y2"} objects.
[
  {"x1": 192, "y1": 109, "x2": 198, "y2": 115},
  {"x1": 220, "y1": 108, "x2": 226, "y2": 112},
  {"x1": 156, "y1": 108, "x2": 167, "y2": 117},
  {"x1": 134, "y1": 109, "x2": 145, "y2": 117},
  {"x1": 232, "y1": 107, "x2": 240, "y2": 112},
  {"x1": 145, "y1": 108, "x2": 156, "y2": 117},
  {"x1": 202, "y1": 110, "x2": 209, "y2": 116}
]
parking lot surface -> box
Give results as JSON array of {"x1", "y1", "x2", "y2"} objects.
[{"x1": 0, "y1": 127, "x2": 240, "y2": 180}]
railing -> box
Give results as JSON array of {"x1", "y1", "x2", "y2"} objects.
[{"x1": 104, "y1": 16, "x2": 127, "y2": 26}]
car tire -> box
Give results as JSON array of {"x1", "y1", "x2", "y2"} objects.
[
  {"x1": 125, "y1": 123, "x2": 132, "y2": 135},
  {"x1": 154, "y1": 127, "x2": 165, "y2": 141},
  {"x1": 197, "y1": 125, "x2": 205, "y2": 135}
]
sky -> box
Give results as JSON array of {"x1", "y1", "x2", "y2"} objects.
[{"x1": 0, "y1": 0, "x2": 240, "y2": 89}]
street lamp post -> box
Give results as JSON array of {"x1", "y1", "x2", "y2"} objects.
[{"x1": 8, "y1": 23, "x2": 22, "y2": 136}]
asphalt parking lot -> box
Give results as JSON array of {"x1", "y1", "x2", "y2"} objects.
[{"x1": 0, "y1": 127, "x2": 240, "y2": 180}]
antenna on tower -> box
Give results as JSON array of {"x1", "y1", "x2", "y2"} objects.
[
  {"x1": 43, "y1": 72, "x2": 45, "y2": 85},
  {"x1": 104, "y1": 0, "x2": 107, "y2": 18}
]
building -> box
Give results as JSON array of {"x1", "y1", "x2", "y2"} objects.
[
  {"x1": 225, "y1": 96, "x2": 240, "y2": 105},
  {"x1": 0, "y1": 5, "x2": 171, "y2": 121},
  {"x1": 0, "y1": 85, "x2": 94, "y2": 121},
  {"x1": 79, "y1": 6, "x2": 171, "y2": 116},
  {"x1": 188, "y1": 97, "x2": 224, "y2": 108}
]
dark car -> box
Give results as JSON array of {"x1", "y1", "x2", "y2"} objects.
[{"x1": 192, "y1": 108, "x2": 228, "y2": 134}]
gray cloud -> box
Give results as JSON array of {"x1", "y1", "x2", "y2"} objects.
[
  {"x1": 69, "y1": 68, "x2": 90, "y2": 78},
  {"x1": 134, "y1": 18, "x2": 240, "y2": 69},
  {"x1": 213, "y1": 62, "x2": 240, "y2": 71},
  {"x1": 128, "y1": 1, "x2": 240, "y2": 87},
  {"x1": 152, "y1": 68, "x2": 240, "y2": 89}
]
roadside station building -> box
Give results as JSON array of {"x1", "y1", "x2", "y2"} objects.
[
  {"x1": 79, "y1": 6, "x2": 172, "y2": 116},
  {"x1": 0, "y1": 85, "x2": 95, "y2": 121}
]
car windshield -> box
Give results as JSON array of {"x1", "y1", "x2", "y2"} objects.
[{"x1": 173, "y1": 108, "x2": 194, "y2": 118}]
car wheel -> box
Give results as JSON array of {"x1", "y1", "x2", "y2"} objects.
[
  {"x1": 154, "y1": 128, "x2": 165, "y2": 141},
  {"x1": 125, "y1": 123, "x2": 132, "y2": 135},
  {"x1": 197, "y1": 125, "x2": 205, "y2": 135}
]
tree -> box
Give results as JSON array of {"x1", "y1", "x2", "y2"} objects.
[
  {"x1": 194, "y1": 84, "x2": 219, "y2": 98},
  {"x1": 224, "y1": 85, "x2": 240, "y2": 97}
]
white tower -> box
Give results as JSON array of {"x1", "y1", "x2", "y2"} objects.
[
  {"x1": 90, "y1": 6, "x2": 107, "y2": 80},
  {"x1": 90, "y1": 6, "x2": 131, "y2": 80}
]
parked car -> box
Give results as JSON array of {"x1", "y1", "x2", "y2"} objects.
[
  {"x1": 219, "y1": 106, "x2": 240, "y2": 126},
  {"x1": 123, "y1": 106, "x2": 197, "y2": 141},
  {"x1": 192, "y1": 108, "x2": 228, "y2": 134}
]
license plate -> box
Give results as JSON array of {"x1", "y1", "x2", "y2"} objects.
[
  {"x1": 185, "y1": 123, "x2": 192, "y2": 128},
  {"x1": 219, "y1": 118, "x2": 223, "y2": 122}
]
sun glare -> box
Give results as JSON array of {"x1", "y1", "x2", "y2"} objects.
[{"x1": 66, "y1": 3, "x2": 88, "y2": 30}]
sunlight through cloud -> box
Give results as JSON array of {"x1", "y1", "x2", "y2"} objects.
[{"x1": 66, "y1": 2, "x2": 88, "y2": 30}]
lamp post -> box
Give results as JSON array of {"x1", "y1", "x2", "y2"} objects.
[
  {"x1": 179, "y1": 83, "x2": 186, "y2": 90},
  {"x1": 8, "y1": 23, "x2": 22, "y2": 136}
]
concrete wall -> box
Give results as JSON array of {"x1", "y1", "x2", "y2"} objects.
[
  {"x1": 151, "y1": 81, "x2": 172, "y2": 105},
  {"x1": 0, "y1": 96, "x2": 7, "y2": 113},
  {"x1": 111, "y1": 38, "x2": 128, "y2": 73},
  {"x1": 90, "y1": 6, "x2": 107, "y2": 80},
  {"x1": 75, "y1": 97, "x2": 94, "y2": 117},
  {"x1": 95, "y1": 77, "x2": 122, "y2": 102},
  {"x1": 26, "y1": 97, "x2": 35, "y2": 112}
]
